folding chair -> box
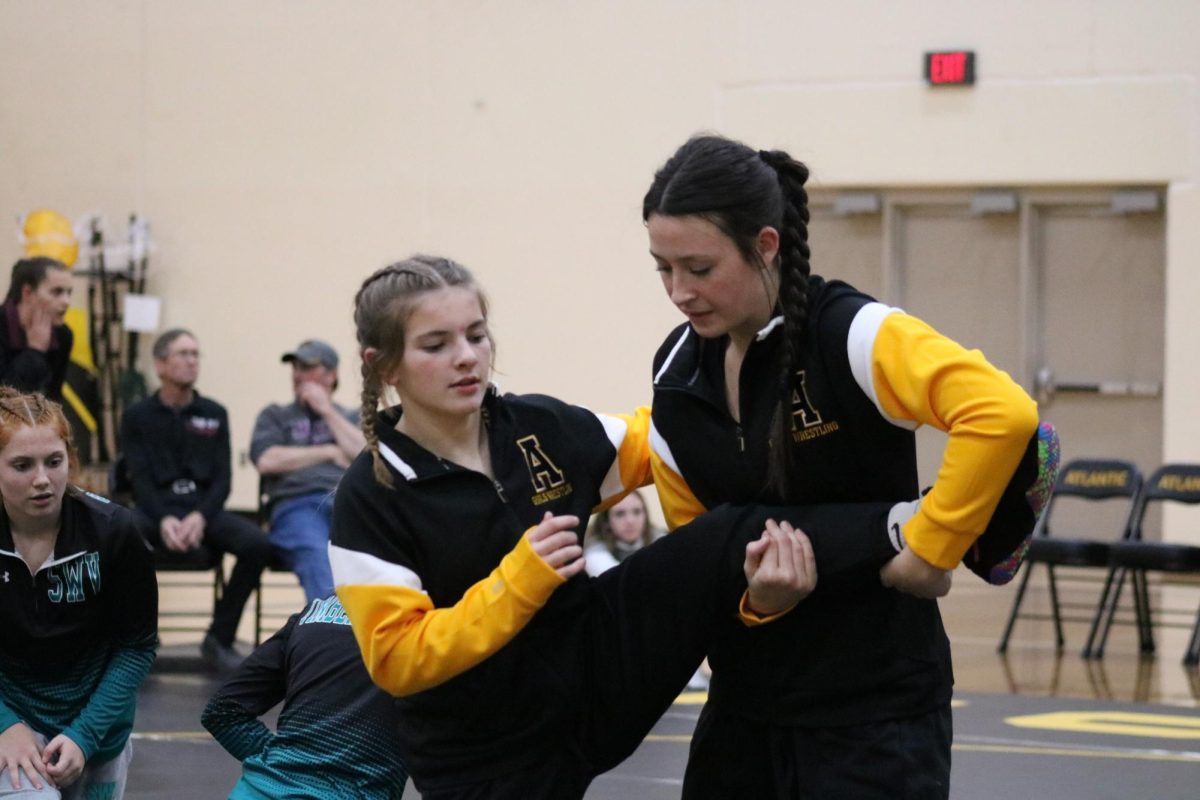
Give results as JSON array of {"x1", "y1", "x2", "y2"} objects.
[
  {"x1": 154, "y1": 545, "x2": 228, "y2": 638},
  {"x1": 1093, "y1": 464, "x2": 1200, "y2": 665},
  {"x1": 997, "y1": 458, "x2": 1141, "y2": 655}
]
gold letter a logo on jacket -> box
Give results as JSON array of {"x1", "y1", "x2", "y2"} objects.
[
  {"x1": 790, "y1": 371, "x2": 840, "y2": 442},
  {"x1": 516, "y1": 435, "x2": 574, "y2": 506},
  {"x1": 790, "y1": 371, "x2": 823, "y2": 429}
]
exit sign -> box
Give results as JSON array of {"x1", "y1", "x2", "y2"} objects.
[{"x1": 925, "y1": 51, "x2": 975, "y2": 86}]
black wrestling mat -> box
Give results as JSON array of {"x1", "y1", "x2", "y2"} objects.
[{"x1": 128, "y1": 677, "x2": 1200, "y2": 799}]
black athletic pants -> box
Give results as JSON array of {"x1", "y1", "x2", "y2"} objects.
[
  {"x1": 136, "y1": 509, "x2": 273, "y2": 644},
  {"x1": 682, "y1": 702, "x2": 952, "y2": 799},
  {"x1": 421, "y1": 429, "x2": 1040, "y2": 797},
  {"x1": 417, "y1": 501, "x2": 897, "y2": 800}
]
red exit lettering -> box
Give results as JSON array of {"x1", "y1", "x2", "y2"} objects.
[
  {"x1": 930, "y1": 52, "x2": 966, "y2": 84},
  {"x1": 925, "y1": 50, "x2": 975, "y2": 86}
]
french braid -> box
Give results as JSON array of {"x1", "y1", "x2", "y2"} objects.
[
  {"x1": 0, "y1": 387, "x2": 77, "y2": 472},
  {"x1": 352, "y1": 256, "x2": 489, "y2": 488}
]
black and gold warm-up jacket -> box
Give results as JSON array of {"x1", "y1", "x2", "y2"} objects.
[
  {"x1": 649, "y1": 276, "x2": 1038, "y2": 726},
  {"x1": 329, "y1": 391, "x2": 651, "y2": 788}
]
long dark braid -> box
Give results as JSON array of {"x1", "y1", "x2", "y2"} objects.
[
  {"x1": 352, "y1": 255, "x2": 488, "y2": 488},
  {"x1": 759, "y1": 150, "x2": 813, "y2": 500},
  {"x1": 644, "y1": 134, "x2": 813, "y2": 502}
]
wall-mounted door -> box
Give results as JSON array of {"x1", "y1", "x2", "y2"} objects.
[{"x1": 809, "y1": 188, "x2": 1164, "y2": 536}]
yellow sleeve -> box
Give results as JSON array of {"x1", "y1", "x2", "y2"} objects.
[
  {"x1": 590, "y1": 406, "x2": 655, "y2": 515},
  {"x1": 334, "y1": 533, "x2": 564, "y2": 697},
  {"x1": 736, "y1": 592, "x2": 798, "y2": 627},
  {"x1": 870, "y1": 313, "x2": 1039, "y2": 569}
]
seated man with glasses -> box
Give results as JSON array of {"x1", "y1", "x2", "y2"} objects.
[{"x1": 119, "y1": 328, "x2": 272, "y2": 673}]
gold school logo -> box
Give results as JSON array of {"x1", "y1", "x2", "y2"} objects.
[
  {"x1": 516, "y1": 435, "x2": 574, "y2": 506},
  {"x1": 791, "y1": 371, "x2": 823, "y2": 428},
  {"x1": 1063, "y1": 469, "x2": 1130, "y2": 489},
  {"x1": 791, "y1": 371, "x2": 839, "y2": 442},
  {"x1": 1158, "y1": 473, "x2": 1200, "y2": 493}
]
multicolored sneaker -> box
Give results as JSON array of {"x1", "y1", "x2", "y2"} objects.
[{"x1": 962, "y1": 421, "x2": 1061, "y2": 585}]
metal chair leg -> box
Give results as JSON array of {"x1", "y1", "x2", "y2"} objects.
[
  {"x1": 253, "y1": 578, "x2": 264, "y2": 646},
  {"x1": 998, "y1": 562, "x2": 1036, "y2": 653},
  {"x1": 1184, "y1": 599, "x2": 1200, "y2": 667},
  {"x1": 1084, "y1": 565, "x2": 1120, "y2": 658},
  {"x1": 1133, "y1": 568, "x2": 1156, "y2": 655},
  {"x1": 1046, "y1": 565, "x2": 1065, "y2": 650},
  {"x1": 1093, "y1": 567, "x2": 1129, "y2": 659}
]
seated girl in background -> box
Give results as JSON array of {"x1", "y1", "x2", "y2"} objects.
[
  {"x1": 0, "y1": 258, "x2": 74, "y2": 403},
  {"x1": 582, "y1": 488, "x2": 662, "y2": 576},
  {"x1": 583, "y1": 489, "x2": 709, "y2": 691}
]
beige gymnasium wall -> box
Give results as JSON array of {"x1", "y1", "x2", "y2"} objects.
[{"x1": 1, "y1": 1, "x2": 1198, "y2": 531}]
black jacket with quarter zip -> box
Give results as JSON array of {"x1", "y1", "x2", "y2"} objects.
[
  {"x1": 330, "y1": 390, "x2": 654, "y2": 787},
  {"x1": 0, "y1": 488, "x2": 158, "y2": 763},
  {"x1": 650, "y1": 276, "x2": 954, "y2": 727}
]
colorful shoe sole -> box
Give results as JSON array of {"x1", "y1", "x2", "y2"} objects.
[{"x1": 986, "y1": 421, "x2": 1060, "y2": 585}]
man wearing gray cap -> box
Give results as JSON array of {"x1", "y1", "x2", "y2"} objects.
[{"x1": 250, "y1": 340, "x2": 364, "y2": 601}]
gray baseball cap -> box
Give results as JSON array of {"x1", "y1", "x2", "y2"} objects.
[{"x1": 281, "y1": 339, "x2": 338, "y2": 370}]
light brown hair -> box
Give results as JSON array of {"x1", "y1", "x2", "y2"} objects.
[
  {"x1": 353, "y1": 255, "x2": 489, "y2": 486},
  {"x1": 585, "y1": 489, "x2": 656, "y2": 551}
]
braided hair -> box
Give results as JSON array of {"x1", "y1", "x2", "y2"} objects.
[
  {"x1": 352, "y1": 255, "x2": 489, "y2": 487},
  {"x1": 643, "y1": 135, "x2": 813, "y2": 501},
  {"x1": 0, "y1": 386, "x2": 78, "y2": 474}
]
